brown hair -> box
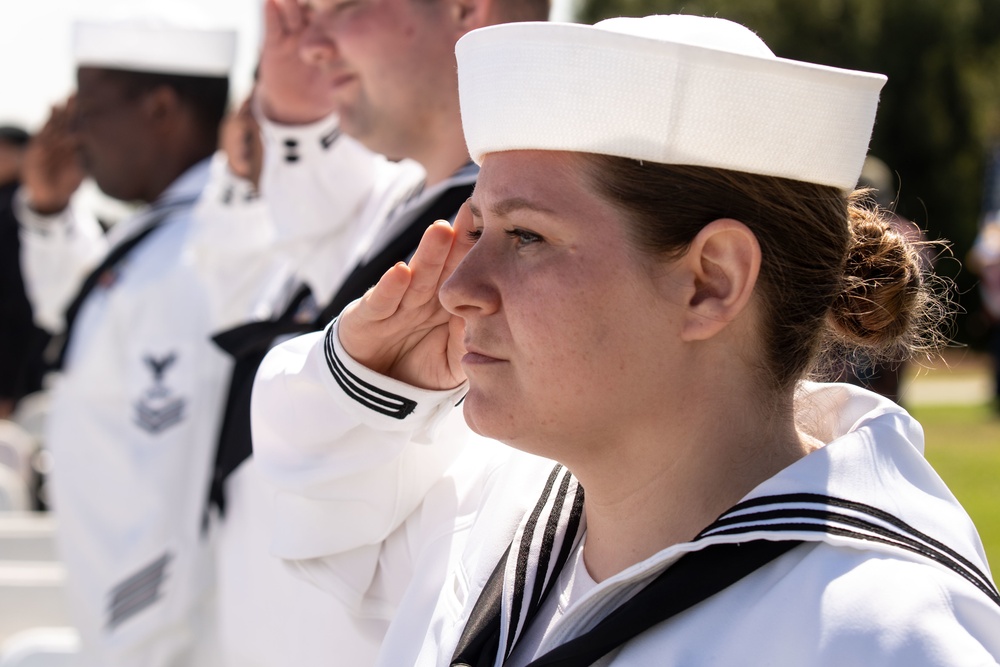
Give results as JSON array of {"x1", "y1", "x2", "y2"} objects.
[
  {"x1": 496, "y1": 0, "x2": 550, "y2": 22},
  {"x1": 581, "y1": 154, "x2": 949, "y2": 391}
]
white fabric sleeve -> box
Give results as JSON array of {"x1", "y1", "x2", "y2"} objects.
[
  {"x1": 251, "y1": 316, "x2": 470, "y2": 604},
  {"x1": 14, "y1": 187, "x2": 107, "y2": 333},
  {"x1": 184, "y1": 152, "x2": 292, "y2": 330},
  {"x1": 256, "y1": 113, "x2": 383, "y2": 297}
]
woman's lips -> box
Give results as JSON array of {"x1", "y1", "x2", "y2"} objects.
[{"x1": 462, "y1": 344, "x2": 503, "y2": 365}]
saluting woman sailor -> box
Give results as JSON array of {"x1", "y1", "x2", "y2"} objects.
[{"x1": 252, "y1": 14, "x2": 1000, "y2": 666}]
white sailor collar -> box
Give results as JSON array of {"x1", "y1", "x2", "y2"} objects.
[
  {"x1": 724, "y1": 382, "x2": 987, "y2": 567},
  {"x1": 473, "y1": 383, "x2": 998, "y2": 666},
  {"x1": 506, "y1": 382, "x2": 995, "y2": 628},
  {"x1": 691, "y1": 381, "x2": 997, "y2": 602}
]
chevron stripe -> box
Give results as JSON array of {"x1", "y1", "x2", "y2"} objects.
[
  {"x1": 107, "y1": 552, "x2": 172, "y2": 629},
  {"x1": 133, "y1": 398, "x2": 186, "y2": 434}
]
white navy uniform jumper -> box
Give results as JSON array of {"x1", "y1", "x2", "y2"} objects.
[
  {"x1": 252, "y1": 318, "x2": 1000, "y2": 666},
  {"x1": 202, "y1": 111, "x2": 477, "y2": 667},
  {"x1": 17, "y1": 159, "x2": 230, "y2": 667}
]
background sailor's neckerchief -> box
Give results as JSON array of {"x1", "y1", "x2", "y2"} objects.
[
  {"x1": 48, "y1": 192, "x2": 200, "y2": 370},
  {"x1": 451, "y1": 464, "x2": 1000, "y2": 667}
]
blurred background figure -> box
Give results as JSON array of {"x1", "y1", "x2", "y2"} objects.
[
  {"x1": 0, "y1": 125, "x2": 50, "y2": 420},
  {"x1": 12, "y1": 7, "x2": 238, "y2": 666},
  {"x1": 186, "y1": 91, "x2": 293, "y2": 334},
  {"x1": 970, "y1": 145, "x2": 1000, "y2": 411},
  {"x1": 221, "y1": 95, "x2": 263, "y2": 191},
  {"x1": 833, "y1": 155, "x2": 933, "y2": 403}
]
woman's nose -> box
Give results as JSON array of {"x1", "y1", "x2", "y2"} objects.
[{"x1": 440, "y1": 206, "x2": 500, "y2": 318}]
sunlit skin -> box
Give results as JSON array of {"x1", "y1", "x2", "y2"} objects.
[
  {"x1": 442, "y1": 152, "x2": 692, "y2": 464},
  {"x1": 298, "y1": 0, "x2": 468, "y2": 179},
  {"x1": 340, "y1": 150, "x2": 818, "y2": 580}
]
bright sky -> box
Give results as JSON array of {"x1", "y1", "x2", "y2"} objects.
[
  {"x1": 0, "y1": 0, "x2": 578, "y2": 133},
  {"x1": 0, "y1": 0, "x2": 263, "y2": 132}
]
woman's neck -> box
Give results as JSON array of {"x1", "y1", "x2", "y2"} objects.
[{"x1": 572, "y1": 390, "x2": 814, "y2": 583}]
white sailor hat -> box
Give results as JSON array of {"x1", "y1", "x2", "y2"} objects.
[
  {"x1": 456, "y1": 15, "x2": 887, "y2": 191},
  {"x1": 72, "y1": 3, "x2": 236, "y2": 78}
]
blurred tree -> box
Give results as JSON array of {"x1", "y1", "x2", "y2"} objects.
[{"x1": 578, "y1": 0, "x2": 1000, "y2": 347}]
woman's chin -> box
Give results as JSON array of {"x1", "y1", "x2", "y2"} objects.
[{"x1": 460, "y1": 393, "x2": 513, "y2": 442}]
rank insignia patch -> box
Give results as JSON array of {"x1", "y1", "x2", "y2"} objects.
[
  {"x1": 134, "y1": 353, "x2": 186, "y2": 434},
  {"x1": 107, "y1": 551, "x2": 172, "y2": 629}
]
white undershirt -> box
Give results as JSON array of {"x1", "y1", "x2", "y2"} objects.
[{"x1": 504, "y1": 535, "x2": 598, "y2": 667}]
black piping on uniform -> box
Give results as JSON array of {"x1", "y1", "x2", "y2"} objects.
[
  {"x1": 699, "y1": 494, "x2": 1000, "y2": 607},
  {"x1": 505, "y1": 465, "x2": 562, "y2": 659},
  {"x1": 323, "y1": 323, "x2": 417, "y2": 419},
  {"x1": 320, "y1": 127, "x2": 342, "y2": 150}
]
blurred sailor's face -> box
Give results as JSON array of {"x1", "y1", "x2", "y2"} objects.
[
  {"x1": 0, "y1": 142, "x2": 24, "y2": 186},
  {"x1": 73, "y1": 68, "x2": 156, "y2": 202},
  {"x1": 439, "y1": 150, "x2": 687, "y2": 463},
  {"x1": 299, "y1": 0, "x2": 461, "y2": 159}
]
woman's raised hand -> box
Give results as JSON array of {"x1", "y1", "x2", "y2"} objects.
[{"x1": 338, "y1": 205, "x2": 475, "y2": 390}]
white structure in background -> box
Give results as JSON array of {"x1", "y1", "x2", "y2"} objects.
[
  {"x1": 0, "y1": 421, "x2": 35, "y2": 512},
  {"x1": 0, "y1": 628, "x2": 79, "y2": 667},
  {"x1": 0, "y1": 511, "x2": 73, "y2": 663}
]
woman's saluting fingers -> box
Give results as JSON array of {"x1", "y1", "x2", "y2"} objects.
[{"x1": 339, "y1": 219, "x2": 469, "y2": 390}]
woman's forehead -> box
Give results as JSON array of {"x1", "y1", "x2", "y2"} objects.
[{"x1": 473, "y1": 151, "x2": 593, "y2": 208}]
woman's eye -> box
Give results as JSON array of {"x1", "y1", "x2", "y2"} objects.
[
  {"x1": 505, "y1": 228, "x2": 543, "y2": 247},
  {"x1": 465, "y1": 228, "x2": 483, "y2": 243}
]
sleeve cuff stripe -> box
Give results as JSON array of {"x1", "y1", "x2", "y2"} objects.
[{"x1": 324, "y1": 324, "x2": 417, "y2": 420}]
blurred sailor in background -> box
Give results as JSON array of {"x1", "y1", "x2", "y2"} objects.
[{"x1": 12, "y1": 7, "x2": 237, "y2": 666}]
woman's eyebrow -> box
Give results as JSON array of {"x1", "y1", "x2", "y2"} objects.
[{"x1": 468, "y1": 197, "x2": 556, "y2": 219}]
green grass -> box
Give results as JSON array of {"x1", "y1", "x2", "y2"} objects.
[{"x1": 909, "y1": 402, "x2": 1000, "y2": 578}]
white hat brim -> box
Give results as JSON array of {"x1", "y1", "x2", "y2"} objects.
[{"x1": 457, "y1": 20, "x2": 887, "y2": 190}]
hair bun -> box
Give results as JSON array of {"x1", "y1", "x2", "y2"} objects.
[{"x1": 828, "y1": 202, "x2": 945, "y2": 362}]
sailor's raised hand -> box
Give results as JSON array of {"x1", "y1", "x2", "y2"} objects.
[
  {"x1": 339, "y1": 217, "x2": 473, "y2": 391},
  {"x1": 21, "y1": 99, "x2": 85, "y2": 215},
  {"x1": 257, "y1": 0, "x2": 340, "y2": 125},
  {"x1": 221, "y1": 96, "x2": 263, "y2": 187}
]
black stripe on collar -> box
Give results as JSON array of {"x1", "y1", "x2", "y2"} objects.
[
  {"x1": 700, "y1": 494, "x2": 1000, "y2": 607},
  {"x1": 502, "y1": 465, "x2": 585, "y2": 660}
]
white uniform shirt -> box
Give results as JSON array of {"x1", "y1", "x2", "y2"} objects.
[
  {"x1": 184, "y1": 152, "x2": 294, "y2": 331},
  {"x1": 17, "y1": 159, "x2": 231, "y2": 667},
  {"x1": 16, "y1": 186, "x2": 108, "y2": 333},
  {"x1": 252, "y1": 319, "x2": 1000, "y2": 666}
]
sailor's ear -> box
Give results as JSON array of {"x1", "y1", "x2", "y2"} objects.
[
  {"x1": 448, "y1": 0, "x2": 495, "y2": 32},
  {"x1": 140, "y1": 85, "x2": 185, "y2": 138},
  {"x1": 675, "y1": 218, "x2": 761, "y2": 342}
]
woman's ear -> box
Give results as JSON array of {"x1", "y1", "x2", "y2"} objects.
[{"x1": 678, "y1": 218, "x2": 761, "y2": 342}]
